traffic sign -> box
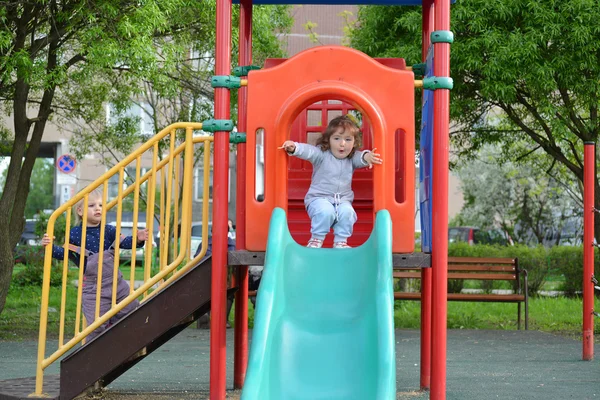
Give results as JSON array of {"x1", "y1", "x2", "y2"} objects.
[{"x1": 56, "y1": 154, "x2": 76, "y2": 174}]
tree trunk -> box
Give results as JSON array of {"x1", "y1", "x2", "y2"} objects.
[
  {"x1": 0, "y1": 226, "x2": 15, "y2": 314},
  {"x1": 0, "y1": 40, "x2": 57, "y2": 314}
]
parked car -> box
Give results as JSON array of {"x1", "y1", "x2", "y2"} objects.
[
  {"x1": 20, "y1": 219, "x2": 41, "y2": 246},
  {"x1": 189, "y1": 222, "x2": 211, "y2": 259},
  {"x1": 448, "y1": 226, "x2": 513, "y2": 246},
  {"x1": 109, "y1": 221, "x2": 157, "y2": 263},
  {"x1": 14, "y1": 219, "x2": 43, "y2": 264}
]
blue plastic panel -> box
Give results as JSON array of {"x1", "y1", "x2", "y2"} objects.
[{"x1": 419, "y1": 44, "x2": 434, "y2": 253}]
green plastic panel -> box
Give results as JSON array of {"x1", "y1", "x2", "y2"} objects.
[
  {"x1": 423, "y1": 76, "x2": 454, "y2": 90},
  {"x1": 241, "y1": 207, "x2": 396, "y2": 400},
  {"x1": 233, "y1": 65, "x2": 261, "y2": 77},
  {"x1": 412, "y1": 62, "x2": 426, "y2": 76},
  {"x1": 211, "y1": 75, "x2": 242, "y2": 89},
  {"x1": 431, "y1": 30, "x2": 454, "y2": 44},
  {"x1": 229, "y1": 132, "x2": 247, "y2": 143},
  {"x1": 201, "y1": 119, "x2": 234, "y2": 132}
]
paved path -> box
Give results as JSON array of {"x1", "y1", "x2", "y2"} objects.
[{"x1": 1, "y1": 329, "x2": 599, "y2": 399}]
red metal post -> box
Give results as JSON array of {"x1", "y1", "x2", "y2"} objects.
[
  {"x1": 211, "y1": 0, "x2": 232, "y2": 398},
  {"x1": 431, "y1": 0, "x2": 450, "y2": 399},
  {"x1": 420, "y1": 0, "x2": 434, "y2": 391},
  {"x1": 583, "y1": 142, "x2": 595, "y2": 361},
  {"x1": 233, "y1": 0, "x2": 252, "y2": 388}
]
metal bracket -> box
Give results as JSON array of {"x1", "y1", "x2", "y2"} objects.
[
  {"x1": 423, "y1": 76, "x2": 454, "y2": 90},
  {"x1": 594, "y1": 207, "x2": 600, "y2": 214},
  {"x1": 211, "y1": 75, "x2": 242, "y2": 89},
  {"x1": 593, "y1": 311, "x2": 600, "y2": 318},
  {"x1": 431, "y1": 30, "x2": 454, "y2": 44},
  {"x1": 592, "y1": 275, "x2": 598, "y2": 285},
  {"x1": 233, "y1": 65, "x2": 261, "y2": 77},
  {"x1": 201, "y1": 119, "x2": 234, "y2": 133}
]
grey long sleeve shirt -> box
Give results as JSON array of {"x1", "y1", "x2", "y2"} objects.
[{"x1": 290, "y1": 143, "x2": 370, "y2": 207}]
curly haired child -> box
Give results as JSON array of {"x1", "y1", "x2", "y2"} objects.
[{"x1": 280, "y1": 115, "x2": 382, "y2": 248}]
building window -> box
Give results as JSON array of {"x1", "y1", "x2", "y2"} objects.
[
  {"x1": 195, "y1": 167, "x2": 230, "y2": 203},
  {"x1": 108, "y1": 166, "x2": 149, "y2": 198},
  {"x1": 106, "y1": 102, "x2": 155, "y2": 137}
]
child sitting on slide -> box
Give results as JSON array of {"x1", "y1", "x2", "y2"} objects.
[{"x1": 280, "y1": 115, "x2": 382, "y2": 248}]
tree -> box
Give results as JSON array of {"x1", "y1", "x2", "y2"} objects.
[
  {"x1": 350, "y1": 0, "x2": 600, "y2": 236},
  {"x1": 454, "y1": 145, "x2": 581, "y2": 245},
  {"x1": 24, "y1": 158, "x2": 55, "y2": 218},
  {"x1": 0, "y1": 0, "x2": 291, "y2": 314}
]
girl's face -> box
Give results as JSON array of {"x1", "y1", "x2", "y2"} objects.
[
  {"x1": 329, "y1": 128, "x2": 355, "y2": 159},
  {"x1": 78, "y1": 196, "x2": 103, "y2": 226}
]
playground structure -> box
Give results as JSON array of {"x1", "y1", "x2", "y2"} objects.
[
  {"x1": 0, "y1": 0, "x2": 596, "y2": 400},
  {"x1": 0, "y1": 0, "x2": 450, "y2": 399}
]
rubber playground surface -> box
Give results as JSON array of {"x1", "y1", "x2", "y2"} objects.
[{"x1": 1, "y1": 328, "x2": 599, "y2": 400}]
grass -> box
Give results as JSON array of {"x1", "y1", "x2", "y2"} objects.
[
  {"x1": 119, "y1": 265, "x2": 148, "y2": 281},
  {"x1": 393, "y1": 297, "x2": 600, "y2": 336},
  {"x1": 233, "y1": 295, "x2": 600, "y2": 342},
  {"x1": 4, "y1": 281, "x2": 600, "y2": 342},
  {"x1": 1, "y1": 284, "x2": 79, "y2": 341}
]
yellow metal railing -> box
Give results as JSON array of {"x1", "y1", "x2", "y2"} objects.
[{"x1": 34, "y1": 123, "x2": 214, "y2": 396}]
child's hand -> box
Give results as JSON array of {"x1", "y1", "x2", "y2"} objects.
[
  {"x1": 364, "y1": 148, "x2": 383, "y2": 169},
  {"x1": 41, "y1": 233, "x2": 53, "y2": 246},
  {"x1": 136, "y1": 229, "x2": 149, "y2": 243},
  {"x1": 279, "y1": 141, "x2": 296, "y2": 153}
]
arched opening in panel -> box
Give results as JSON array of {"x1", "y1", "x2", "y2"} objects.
[{"x1": 286, "y1": 98, "x2": 378, "y2": 248}]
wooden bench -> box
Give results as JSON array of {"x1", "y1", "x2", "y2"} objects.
[{"x1": 394, "y1": 257, "x2": 528, "y2": 330}]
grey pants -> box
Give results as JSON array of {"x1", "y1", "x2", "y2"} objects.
[{"x1": 81, "y1": 249, "x2": 139, "y2": 342}]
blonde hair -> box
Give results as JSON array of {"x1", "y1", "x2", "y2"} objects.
[
  {"x1": 316, "y1": 115, "x2": 362, "y2": 158},
  {"x1": 74, "y1": 188, "x2": 103, "y2": 224}
]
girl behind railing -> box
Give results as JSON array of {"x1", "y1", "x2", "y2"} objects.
[{"x1": 41, "y1": 188, "x2": 148, "y2": 341}]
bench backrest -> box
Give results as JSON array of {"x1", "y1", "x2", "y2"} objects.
[{"x1": 393, "y1": 256, "x2": 520, "y2": 282}]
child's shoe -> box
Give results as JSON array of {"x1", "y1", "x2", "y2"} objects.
[
  {"x1": 307, "y1": 238, "x2": 324, "y2": 248},
  {"x1": 333, "y1": 241, "x2": 351, "y2": 249}
]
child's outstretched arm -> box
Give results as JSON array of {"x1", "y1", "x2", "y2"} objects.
[
  {"x1": 42, "y1": 233, "x2": 66, "y2": 260},
  {"x1": 119, "y1": 228, "x2": 149, "y2": 249},
  {"x1": 352, "y1": 148, "x2": 383, "y2": 169},
  {"x1": 279, "y1": 141, "x2": 324, "y2": 165}
]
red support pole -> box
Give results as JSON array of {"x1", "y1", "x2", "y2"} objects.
[
  {"x1": 233, "y1": 0, "x2": 252, "y2": 389},
  {"x1": 431, "y1": 0, "x2": 450, "y2": 399},
  {"x1": 583, "y1": 142, "x2": 595, "y2": 361},
  {"x1": 420, "y1": 0, "x2": 434, "y2": 391},
  {"x1": 210, "y1": 0, "x2": 232, "y2": 398}
]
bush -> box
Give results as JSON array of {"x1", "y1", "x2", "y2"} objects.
[
  {"x1": 448, "y1": 243, "x2": 504, "y2": 294},
  {"x1": 12, "y1": 261, "x2": 64, "y2": 287},
  {"x1": 548, "y1": 246, "x2": 589, "y2": 297},
  {"x1": 448, "y1": 243, "x2": 551, "y2": 296},
  {"x1": 504, "y1": 245, "x2": 550, "y2": 296}
]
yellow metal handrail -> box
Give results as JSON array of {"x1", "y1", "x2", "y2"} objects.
[{"x1": 34, "y1": 123, "x2": 214, "y2": 396}]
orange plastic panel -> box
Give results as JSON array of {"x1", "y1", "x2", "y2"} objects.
[{"x1": 246, "y1": 46, "x2": 415, "y2": 253}]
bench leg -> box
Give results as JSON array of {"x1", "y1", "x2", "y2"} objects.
[
  {"x1": 518, "y1": 303, "x2": 521, "y2": 330},
  {"x1": 525, "y1": 297, "x2": 529, "y2": 330}
]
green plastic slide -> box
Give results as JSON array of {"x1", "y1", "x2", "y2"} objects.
[{"x1": 241, "y1": 207, "x2": 396, "y2": 400}]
